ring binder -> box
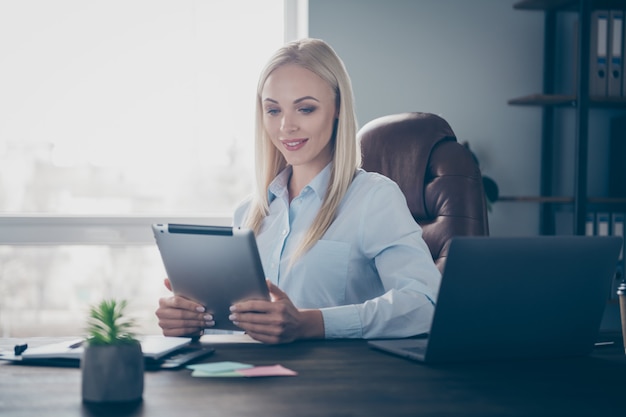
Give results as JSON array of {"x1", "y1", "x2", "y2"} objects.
[
  {"x1": 590, "y1": 10, "x2": 609, "y2": 97},
  {"x1": 608, "y1": 10, "x2": 623, "y2": 97}
]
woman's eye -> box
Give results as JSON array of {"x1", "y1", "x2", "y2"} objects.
[
  {"x1": 298, "y1": 106, "x2": 316, "y2": 114},
  {"x1": 266, "y1": 108, "x2": 280, "y2": 116}
]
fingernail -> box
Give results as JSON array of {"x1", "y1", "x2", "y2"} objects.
[
  {"x1": 205, "y1": 320, "x2": 215, "y2": 327},
  {"x1": 196, "y1": 306, "x2": 206, "y2": 313},
  {"x1": 229, "y1": 305, "x2": 237, "y2": 312},
  {"x1": 203, "y1": 314, "x2": 213, "y2": 321},
  {"x1": 228, "y1": 314, "x2": 237, "y2": 321}
]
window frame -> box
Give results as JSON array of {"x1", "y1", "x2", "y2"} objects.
[
  {"x1": 0, "y1": 215, "x2": 231, "y2": 245},
  {"x1": 1, "y1": 0, "x2": 308, "y2": 247}
]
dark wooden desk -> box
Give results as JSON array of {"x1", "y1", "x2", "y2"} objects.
[{"x1": 1, "y1": 337, "x2": 625, "y2": 417}]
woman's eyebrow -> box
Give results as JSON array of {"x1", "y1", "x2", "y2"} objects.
[
  {"x1": 263, "y1": 96, "x2": 320, "y2": 105},
  {"x1": 294, "y1": 96, "x2": 319, "y2": 104}
]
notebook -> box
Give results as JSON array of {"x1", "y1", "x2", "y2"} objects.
[
  {"x1": 0, "y1": 336, "x2": 203, "y2": 369},
  {"x1": 368, "y1": 235, "x2": 622, "y2": 363}
]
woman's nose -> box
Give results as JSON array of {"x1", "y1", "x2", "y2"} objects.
[{"x1": 280, "y1": 115, "x2": 298, "y2": 133}]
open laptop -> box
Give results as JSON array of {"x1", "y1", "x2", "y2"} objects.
[{"x1": 368, "y1": 235, "x2": 622, "y2": 363}]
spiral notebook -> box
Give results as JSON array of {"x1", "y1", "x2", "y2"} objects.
[{"x1": 0, "y1": 336, "x2": 207, "y2": 369}]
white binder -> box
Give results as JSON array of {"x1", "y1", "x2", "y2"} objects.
[
  {"x1": 596, "y1": 212, "x2": 610, "y2": 236},
  {"x1": 608, "y1": 10, "x2": 623, "y2": 97},
  {"x1": 623, "y1": 9, "x2": 626, "y2": 97},
  {"x1": 611, "y1": 213, "x2": 625, "y2": 301},
  {"x1": 585, "y1": 212, "x2": 595, "y2": 236},
  {"x1": 590, "y1": 10, "x2": 609, "y2": 97},
  {"x1": 613, "y1": 213, "x2": 625, "y2": 261}
]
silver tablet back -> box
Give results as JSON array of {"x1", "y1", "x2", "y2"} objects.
[{"x1": 152, "y1": 224, "x2": 270, "y2": 331}]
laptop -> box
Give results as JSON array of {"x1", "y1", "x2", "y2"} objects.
[{"x1": 368, "y1": 236, "x2": 622, "y2": 363}]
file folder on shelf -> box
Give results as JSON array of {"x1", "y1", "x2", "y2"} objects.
[
  {"x1": 590, "y1": 10, "x2": 609, "y2": 97},
  {"x1": 611, "y1": 213, "x2": 624, "y2": 302},
  {"x1": 612, "y1": 213, "x2": 625, "y2": 262},
  {"x1": 608, "y1": 10, "x2": 623, "y2": 97},
  {"x1": 623, "y1": 9, "x2": 626, "y2": 97},
  {"x1": 596, "y1": 212, "x2": 610, "y2": 237},
  {"x1": 585, "y1": 212, "x2": 595, "y2": 236}
]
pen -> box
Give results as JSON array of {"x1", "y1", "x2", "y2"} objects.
[
  {"x1": 14, "y1": 343, "x2": 28, "y2": 356},
  {"x1": 68, "y1": 340, "x2": 84, "y2": 349}
]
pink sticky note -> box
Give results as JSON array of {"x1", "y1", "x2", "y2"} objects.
[{"x1": 236, "y1": 364, "x2": 297, "y2": 377}]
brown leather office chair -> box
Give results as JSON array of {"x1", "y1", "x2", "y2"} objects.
[{"x1": 358, "y1": 112, "x2": 489, "y2": 272}]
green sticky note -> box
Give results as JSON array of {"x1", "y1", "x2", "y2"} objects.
[
  {"x1": 191, "y1": 369, "x2": 244, "y2": 377},
  {"x1": 187, "y1": 361, "x2": 252, "y2": 374}
]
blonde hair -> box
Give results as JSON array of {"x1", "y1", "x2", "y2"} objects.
[{"x1": 245, "y1": 38, "x2": 360, "y2": 261}]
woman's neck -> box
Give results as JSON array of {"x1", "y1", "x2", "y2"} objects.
[
  {"x1": 288, "y1": 170, "x2": 309, "y2": 202},
  {"x1": 288, "y1": 162, "x2": 328, "y2": 202}
]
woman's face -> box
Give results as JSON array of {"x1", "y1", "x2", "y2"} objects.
[{"x1": 261, "y1": 64, "x2": 337, "y2": 175}]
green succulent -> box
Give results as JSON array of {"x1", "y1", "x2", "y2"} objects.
[{"x1": 85, "y1": 299, "x2": 138, "y2": 345}]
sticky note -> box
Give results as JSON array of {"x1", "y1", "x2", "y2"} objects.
[
  {"x1": 236, "y1": 364, "x2": 297, "y2": 377},
  {"x1": 191, "y1": 370, "x2": 244, "y2": 377},
  {"x1": 187, "y1": 361, "x2": 252, "y2": 374},
  {"x1": 187, "y1": 361, "x2": 297, "y2": 378}
]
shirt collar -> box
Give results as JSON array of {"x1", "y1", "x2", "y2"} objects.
[
  {"x1": 268, "y1": 163, "x2": 332, "y2": 202},
  {"x1": 268, "y1": 166, "x2": 292, "y2": 202}
]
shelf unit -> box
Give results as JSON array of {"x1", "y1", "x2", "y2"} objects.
[{"x1": 509, "y1": 0, "x2": 626, "y2": 235}]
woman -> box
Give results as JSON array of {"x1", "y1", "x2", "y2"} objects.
[{"x1": 156, "y1": 38, "x2": 441, "y2": 344}]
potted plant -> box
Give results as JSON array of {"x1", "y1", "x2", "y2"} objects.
[{"x1": 81, "y1": 299, "x2": 144, "y2": 404}]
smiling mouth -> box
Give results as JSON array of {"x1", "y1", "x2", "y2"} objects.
[{"x1": 281, "y1": 138, "x2": 308, "y2": 150}]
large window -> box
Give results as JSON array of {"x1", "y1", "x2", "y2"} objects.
[{"x1": 0, "y1": 0, "x2": 307, "y2": 337}]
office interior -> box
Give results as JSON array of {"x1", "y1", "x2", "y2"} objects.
[
  {"x1": 311, "y1": 0, "x2": 623, "y2": 237},
  {"x1": 1, "y1": 2, "x2": 626, "y2": 416},
  {"x1": 1, "y1": 1, "x2": 625, "y2": 335}
]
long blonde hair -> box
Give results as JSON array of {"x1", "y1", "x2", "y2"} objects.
[{"x1": 245, "y1": 38, "x2": 360, "y2": 261}]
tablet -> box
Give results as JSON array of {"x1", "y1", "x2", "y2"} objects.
[{"x1": 152, "y1": 224, "x2": 270, "y2": 331}]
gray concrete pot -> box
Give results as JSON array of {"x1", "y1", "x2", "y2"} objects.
[{"x1": 81, "y1": 342, "x2": 144, "y2": 404}]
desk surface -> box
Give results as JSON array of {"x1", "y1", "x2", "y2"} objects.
[{"x1": 1, "y1": 336, "x2": 626, "y2": 417}]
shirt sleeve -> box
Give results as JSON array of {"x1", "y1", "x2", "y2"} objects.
[{"x1": 321, "y1": 179, "x2": 441, "y2": 339}]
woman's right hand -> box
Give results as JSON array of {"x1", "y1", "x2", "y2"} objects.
[{"x1": 155, "y1": 278, "x2": 215, "y2": 337}]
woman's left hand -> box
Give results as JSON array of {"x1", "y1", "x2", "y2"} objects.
[{"x1": 229, "y1": 280, "x2": 324, "y2": 344}]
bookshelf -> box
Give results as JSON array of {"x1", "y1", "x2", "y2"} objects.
[{"x1": 509, "y1": 0, "x2": 626, "y2": 235}]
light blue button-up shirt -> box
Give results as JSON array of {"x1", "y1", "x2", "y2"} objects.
[{"x1": 233, "y1": 163, "x2": 441, "y2": 339}]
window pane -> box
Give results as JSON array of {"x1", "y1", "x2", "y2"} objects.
[
  {"x1": 0, "y1": 245, "x2": 168, "y2": 338},
  {"x1": 0, "y1": 0, "x2": 288, "y2": 338},
  {"x1": 0, "y1": 0, "x2": 284, "y2": 215}
]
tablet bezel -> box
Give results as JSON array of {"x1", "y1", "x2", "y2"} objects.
[{"x1": 152, "y1": 223, "x2": 270, "y2": 331}]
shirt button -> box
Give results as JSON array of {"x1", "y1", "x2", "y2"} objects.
[{"x1": 281, "y1": 229, "x2": 287, "y2": 236}]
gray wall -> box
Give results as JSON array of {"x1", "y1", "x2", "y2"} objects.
[{"x1": 308, "y1": 0, "x2": 565, "y2": 237}]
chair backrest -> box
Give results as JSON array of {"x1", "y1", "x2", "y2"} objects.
[{"x1": 358, "y1": 112, "x2": 489, "y2": 272}]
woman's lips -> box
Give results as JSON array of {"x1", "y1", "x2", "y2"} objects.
[{"x1": 281, "y1": 138, "x2": 308, "y2": 151}]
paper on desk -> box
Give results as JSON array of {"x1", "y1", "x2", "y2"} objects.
[
  {"x1": 188, "y1": 361, "x2": 297, "y2": 377},
  {"x1": 236, "y1": 365, "x2": 297, "y2": 377},
  {"x1": 199, "y1": 332, "x2": 261, "y2": 344},
  {"x1": 187, "y1": 361, "x2": 252, "y2": 374}
]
